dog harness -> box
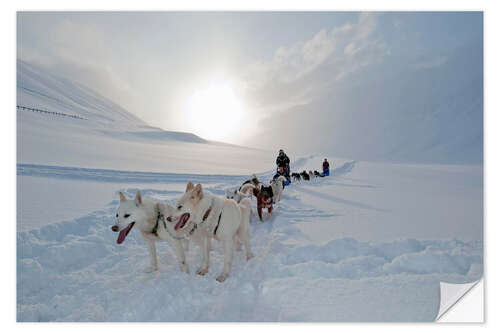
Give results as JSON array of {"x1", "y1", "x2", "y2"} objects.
[
  {"x1": 152, "y1": 211, "x2": 161, "y2": 236},
  {"x1": 200, "y1": 203, "x2": 223, "y2": 236},
  {"x1": 262, "y1": 197, "x2": 273, "y2": 209},
  {"x1": 202, "y1": 208, "x2": 212, "y2": 221},
  {"x1": 214, "y1": 213, "x2": 222, "y2": 236}
]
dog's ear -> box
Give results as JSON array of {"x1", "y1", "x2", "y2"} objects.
[
  {"x1": 186, "y1": 181, "x2": 194, "y2": 192},
  {"x1": 119, "y1": 192, "x2": 127, "y2": 202},
  {"x1": 134, "y1": 190, "x2": 142, "y2": 206},
  {"x1": 194, "y1": 184, "x2": 203, "y2": 199}
]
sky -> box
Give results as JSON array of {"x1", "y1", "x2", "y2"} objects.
[{"x1": 17, "y1": 12, "x2": 483, "y2": 163}]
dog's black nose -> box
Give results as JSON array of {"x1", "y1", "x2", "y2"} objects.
[
  {"x1": 111, "y1": 225, "x2": 119, "y2": 232},
  {"x1": 166, "y1": 216, "x2": 172, "y2": 222}
]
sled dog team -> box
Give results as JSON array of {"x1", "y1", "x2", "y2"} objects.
[
  {"x1": 112, "y1": 155, "x2": 331, "y2": 282},
  {"x1": 112, "y1": 173, "x2": 287, "y2": 282}
]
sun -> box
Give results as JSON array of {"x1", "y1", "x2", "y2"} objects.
[{"x1": 186, "y1": 82, "x2": 244, "y2": 142}]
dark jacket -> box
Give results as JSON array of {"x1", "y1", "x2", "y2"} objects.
[
  {"x1": 323, "y1": 161, "x2": 330, "y2": 170},
  {"x1": 276, "y1": 154, "x2": 290, "y2": 168}
]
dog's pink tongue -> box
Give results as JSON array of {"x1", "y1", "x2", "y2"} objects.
[
  {"x1": 174, "y1": 213, "x2": 190, "y2": 231},
  {"x1": 117, "y1": 229, "x2": 127, "y2": 244},
  {"x1": 116, "y1": 222, "x2": 135, "y2": 244}
]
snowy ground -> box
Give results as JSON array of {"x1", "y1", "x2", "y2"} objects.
[
  {"x1": 17, "y1": 158, "x2": 483, "y2": 322},
  {"x1": 16, "y1": 61, "x2": 483, "y2": 322}
]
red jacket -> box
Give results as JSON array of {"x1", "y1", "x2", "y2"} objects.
[{"x1": 323, "y1": 161, "x2": 329, "y2": 170}]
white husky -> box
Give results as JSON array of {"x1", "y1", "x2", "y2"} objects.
[
  {"x1": 165, "y1": 181, "x2": 253, "y2": 282},
  {"x1": 270, "y1": 175, "x2": 286, "y2": 204},
  {"x1": 112, "y1": 190, "x2": 189, "y2": 274}
]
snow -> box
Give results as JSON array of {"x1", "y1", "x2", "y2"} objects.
[
  {"x1": 16, "y1": 61, "x2": 483, "y2": 322},
  {"x1": 17, "y1": 160, "x2": 483, "y2": 322},
  {"x1": 291, "y1": 159, "x2": 483, "y2": 242}
]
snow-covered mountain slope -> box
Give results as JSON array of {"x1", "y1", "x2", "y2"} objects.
[
  {"x1": 18, "y1": 60, "x2": 148, "y2": 127},
  {"x1": 17, "y1": 158, "x2": 482, "y2": 321},
  {"x1": 17, "y1": 60, "x2": 272, "y2": 174}
]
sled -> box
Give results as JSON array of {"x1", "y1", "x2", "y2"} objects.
[{"x1": 274, "y1": 166, "x2": 291, "y2": 186}]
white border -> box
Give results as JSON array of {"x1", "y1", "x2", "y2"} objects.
[{"x1": 3, "y1": 0, "x2": 497, "y2": 331}]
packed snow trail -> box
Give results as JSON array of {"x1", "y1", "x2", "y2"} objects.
[{"x1": 17, "y1": 159, "x2": 482, "y2": 321}]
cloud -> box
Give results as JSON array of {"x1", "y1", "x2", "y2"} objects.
[
  {"x1": 237, "y1": 13, "x2": 482, "y2": 164},
  {"x1": 240, "y1": 13, "x2": 388, "y2": 113}
]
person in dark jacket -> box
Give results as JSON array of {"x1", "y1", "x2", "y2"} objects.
[
  {"x1": 275, "y1": 149, "x2": 290, "y2": 180},
  {"x1": 322, "y1": 158, "x2": 330, "y2": 176}
]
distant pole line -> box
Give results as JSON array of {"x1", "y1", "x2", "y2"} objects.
[{"x1": 16, "y1": 105, "x2": 87, "y2": 120}]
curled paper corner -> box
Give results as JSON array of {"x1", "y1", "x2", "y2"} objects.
[{"x1": 436, "y1": 279, "x2": 482, "y2": 321}]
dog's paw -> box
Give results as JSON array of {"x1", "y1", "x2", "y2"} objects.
[
  {"x1": 196, "y1": 267, "x2": 209, "y2": 275},
  {"x1": 246, "y1": 252, "x2": 254, "y2": 261},
  {"x1": 216, "y1": 273, "x2": 229, "y2": 282},
  {"x1": 143, "y1": 265, "x2": 158, "y2": 273}
]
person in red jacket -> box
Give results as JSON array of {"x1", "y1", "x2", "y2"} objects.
[{"x1": 322, "y1": 158, "x2": 330, "y2": 176}]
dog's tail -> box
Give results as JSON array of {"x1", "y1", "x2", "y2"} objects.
[
  {"x1": 252, "y1": 185, "x2": 261, "y2": 198},
  {"x1": 240, "y1": 183, "x2": 256, "y2": 195},
  {"x1": 277, "y1": 175, "x2": 286, "y2": 182}
]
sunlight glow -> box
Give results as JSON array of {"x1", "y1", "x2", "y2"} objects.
[{"x1": 186, "y1": 82, "x2": 245, "y2": 142}]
